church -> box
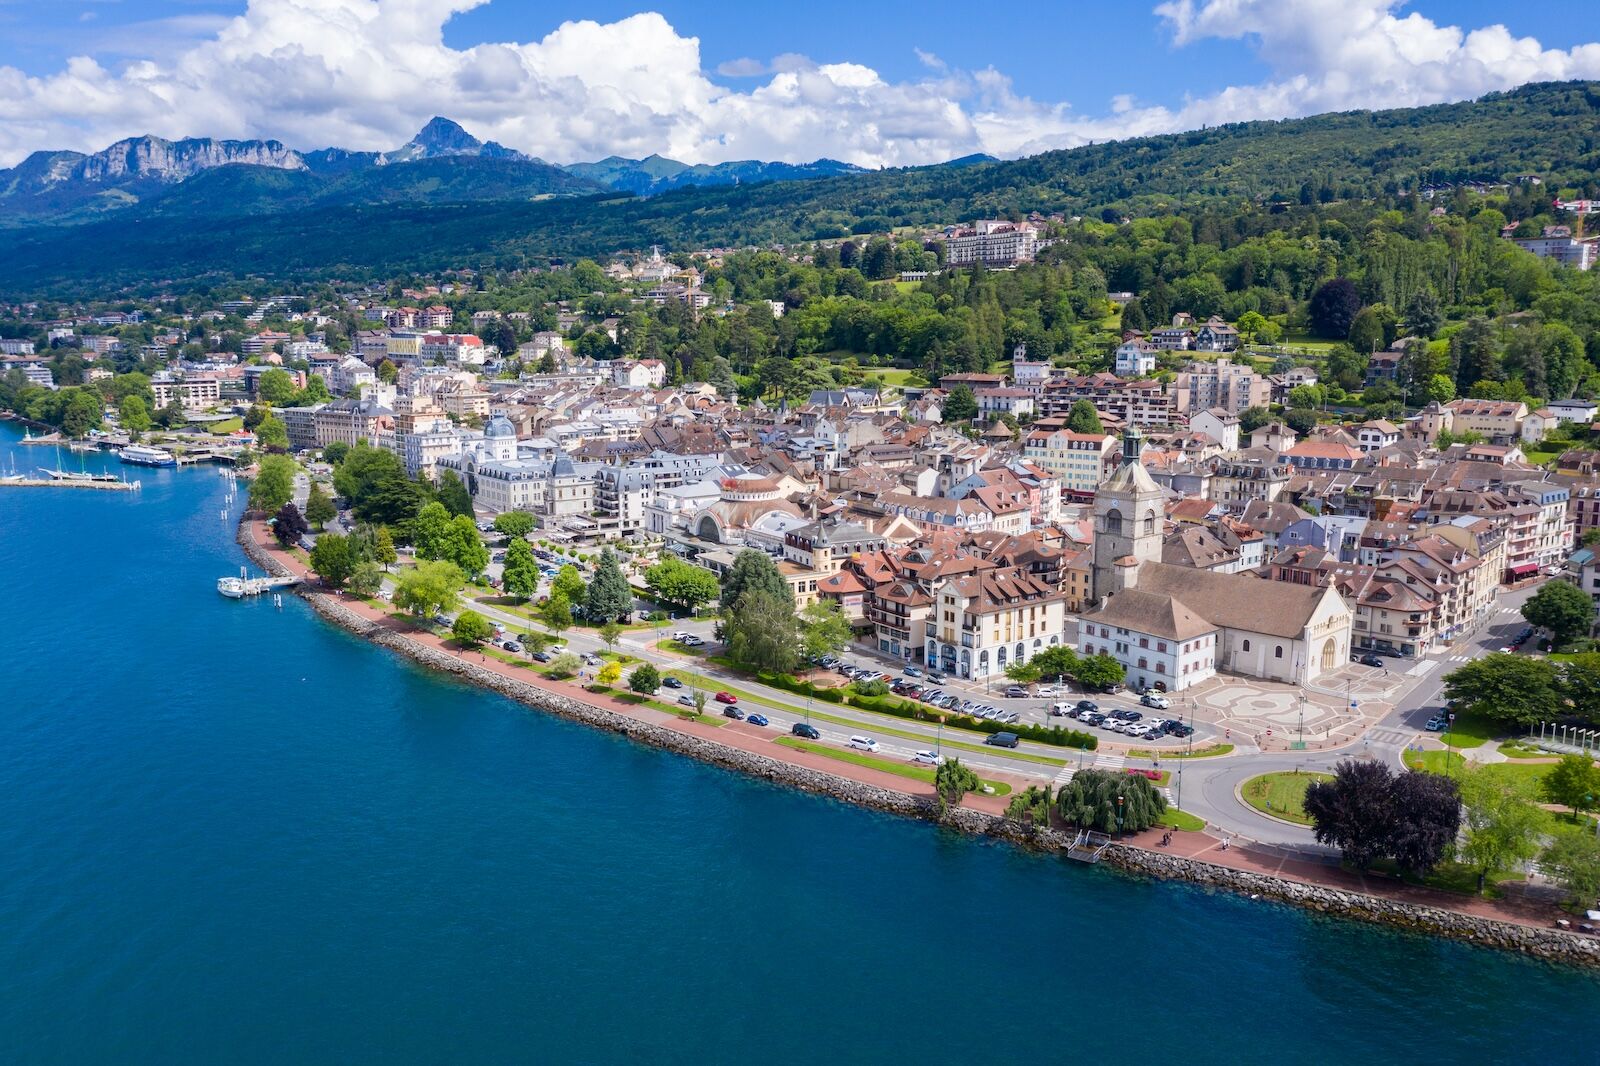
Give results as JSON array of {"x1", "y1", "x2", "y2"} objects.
[{"x1": 1078, "y1": 428, "x2": 1353, "y2": 692}]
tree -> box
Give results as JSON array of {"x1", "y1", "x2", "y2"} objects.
[
  {"x1": 1239, "y1": 406, "x2": 1271, "y2": 434},
  {"x1": 248, "y1": 454, "x2": 296, "y2": 513},
  {"x1": 1284, "y1": 408, "x2": 1319, "y2": 436},
  {"x1": 598, "y1": 621, "x2": 623, "y2": 654},
  {"x1": 255, "y1": 412, "x2": 289, "y2": 451},
  {"x1": 501, "y1": 539, "x2": 539, "y2": 599},
  {"x1": 552, "y1": 564, "x2": 587, "y2": 606},
  {"x1": 323, "y1": 441, "x2": 350, "y2": 465},
  {"x1": 446, "y1": 514, "x2": 489, "y2": 578},
  {"x1": 1071, "y1": 653, "x2": 1125, "y2": 691},
  {"x1": 1542, "y1": 754, "x2": 1600, "y2": 818},
  {"x1": 437, "y1": 470, "x2": 474, "y2": 517},
  {"x1": 799, "y1": 600, "x2": 852, "y2": 661},
  {"x1": 1066, "y1": 399, "x2": 1104, "y2": 434},
  {"x1": 547, "y1": 652, "x2": 581, "y2": 679},
  {"x1": 1384, "y1": 769, "x2": 1462, "y2": 877},
  {"x1": 586, "y1": 548, "x2": 634, "y2": 622},
  {"x1": 644, "y1": 556, "x2": 720, "y2": 613},
  {"x1": 272, "y1": 501, "x2": 309, "y2": 547},
  {"x1": 452, "y1": 609, "x2": 493, "y2": 646},
  {"x1": 1303, "y1": 761, "x2": 1400, "y2": 871},
  {"x1": 726, "y1": 588, "x2": 800, "y2": 673},
  {"x1": 1288, "y1": 384, "x2": 1324, "y2": 409},
  {"x1": 934, "y1": 758, "x2": 981, "y2": 809},
  {"x1": 257, "y1": 367, "x2": 296, "y2": 404},
  {"x1": 596, "y1": 661, "x2": 622, "y2": 686},
  {"x1": 1522, "y1": 579, "x2": 1592, "y2": 648},
  {"x1": 392, "y1": 560, "x2": 464, "y2": 617},
  {"x1": 1054, "y1": 769, "x2": 1166, "y2": 834},
  {"x1": 719, "y1": 549, "x2": 793, "y2": 613},
  {"x1": 1541, "y1": 827, "x2": 1600, "y2": 905},
  {"x1": 943, "y1": 383, "x2": 978, "y2": 423},
  {"x1": 376, "y1": 359, "x2": 399, "y2": 385},
  {"x1": 373, "y1": 526, "x2": 397, "y2": 571},
  {"x1": 493, "y1": 511, "x2": 535, "y2": 538},
  {"x1": 1120, "y1": 299, "x2": 1147, "y2": 333},
  {"x1": 1324, "y1": 344, "x2": 1367, "y2": 392},
  {"x1": 629, "y1": 663, "x2": 662, "y2": 695},
  {"x1": 304, "y1": 482, "x2": 336, "y2": 529},
  {"x1": 1451, "y1": 317, "x2": 1500, "y2": 390},
  {"x1": 1006, "y1": 659, "x2": 1042, "y2": 684},
  {"x1": 1402, "y1": 288, "x2": 1444, "y2": 339},
  {"x1": 1235, "y1": 310, "x2": 1268, "y2": 344},
  {"x1": 692, "y1": 688, "x2": 708, "y2": 717},
  {"x1": 1347, "y1": 306, "x2": 1386, "y2": 354},
  {"x1": 411, "y1": 502, "x2": 454, "y2": 561},
  {"x1": 1443, "y1": 654, "x2": 1564, "y2": 726},
  {"x1": 1424, "y1": 374, "x2": 1455, "y2": 404},
  {"x1": 118, "y1": 393, "x2": 151, "y2": 434},
  {"x1": 1308, "y1": 278, "x2": 1362, "y2": 339},
  {"x1": 540, "y1": 590, "x2": 573, "y2": 640},
  {"x1": 348, "y1": 561, "x2": 383, "y2": 598},
  {"x1": 1458, "y1": 765, "x2": 1549, "y2": 892},
  {"x1": 308, "y1": 532, "x2": 355, "y2": 590}
]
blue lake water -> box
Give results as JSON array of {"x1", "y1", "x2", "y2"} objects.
[{"x1": 0, "y1": 420, "x2": 1596, "y2": 1065}]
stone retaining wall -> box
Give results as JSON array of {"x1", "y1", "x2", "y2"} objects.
[{"x1": 237, "y1": 520, "x2": 1600, "y2": 968}]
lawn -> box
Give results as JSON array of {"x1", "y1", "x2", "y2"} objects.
[
  {"x1": 1497, "y1": 739, "x2": 1560, "y2": 760},
  {"x1": 1128, "y1": 743, "x2": 1235, "y2": 759},
  {"x1": 774, "y1": 737, "x2": 1012, "y2": 796},
  {"x1": 204, "y1": 417, "x2": 244, "y2": 434},
  {"x1": 1241, "y1": 771, "x2": 1333, "y2": 825},
  {"x1": 860, "y1": 368, "x2": 919, "y2": 386},
  {"x1": 1438, "y1": 709, "x2": 1500, "y2": 750},
  {"x1": 1157, "y1": 808, "x2": 1207, "y2": 832},
  {"x1": 1403, "y1": 750, "x2": 1556, "y2": 787}
]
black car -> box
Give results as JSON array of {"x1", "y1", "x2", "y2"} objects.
[
  {"x1": 1075, "y1": 699, "x2": 1099, "y2": 715},
  {"x1": 985, "y1": 731, "x2": 1021, "y2": 748},
  {"x1": 1357, "y1": 653, "x2": 1384, "y2": 668},
  {"x1": 1113, "y1": 709, "x2": 1142, "y2": 723},
  {"x1": 1164, "y1": 721, "x2": 1194, "y2": 738},
  {"x1": 791, "y1": 722, "x2": 821, "y2": 740},
  {"x1": 661, "y1": 676, "x2": 684, "y2": 689},
  {"x1": 1004, "y1": 685, "x2": 1031, "y2": 698},
  {"x1": 531, "y1": 650, "x2": 553, "y2": 663},
  {"x1": 1081, "y1": 711, "x2": 1107, "y2": 726},
  {"x1": 723, "y1": 705, "x2": 746, "y2": 720}
]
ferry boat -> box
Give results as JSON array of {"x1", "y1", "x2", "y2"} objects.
[{"x1": 118, "y1": 445, "x2": 177, "y2": 467}]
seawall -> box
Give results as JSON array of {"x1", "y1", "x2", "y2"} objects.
[{"x1": 237, "y1": 521, "x2": 1600, "y2": 969}]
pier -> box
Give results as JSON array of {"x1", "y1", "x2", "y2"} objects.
[{"x1": 0, "y1": 478, "x2": 140, "y2": 491}]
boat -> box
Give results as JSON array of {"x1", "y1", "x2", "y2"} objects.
[
  {"x1": 39, "y1": 468, "x2": 119, "y2": 483},
  {"x1": 118, "y1": 445, "x2": 177, "y2": 467},
  {"x1": 217, "y1": 577, "x2": 248, "y2": 599}
]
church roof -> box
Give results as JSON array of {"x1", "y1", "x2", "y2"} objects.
[
  {"x1": 1133, "y1": 562, "x2": 1341, "y2": 639},
  {"x1": 1081, "y1": 588, "x2": 1215, "y2": 641}
]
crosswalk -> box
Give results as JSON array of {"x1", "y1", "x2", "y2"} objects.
[
  {"x1": 1095, "y1": 753, "x2": 1127, "y2": 771},
  {"x1": 1366, "y1": 727, "x2": 1413, "y2": 746},
  {"x1": 1053, "y1": 764, "x2": 1077, "y2": 787}
]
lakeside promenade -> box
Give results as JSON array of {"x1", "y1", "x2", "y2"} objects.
[{"x1": 245, "y1": 517, "x2": 1589, "y2": 950}]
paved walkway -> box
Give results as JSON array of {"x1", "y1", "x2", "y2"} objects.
[{"x1": 252, "y1": 522, "x2": 1575, "y2": 934}]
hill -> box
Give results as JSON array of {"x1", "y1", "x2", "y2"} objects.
[{"x1": 3, "y1": 81, "x2": 1600, "y2": 294}]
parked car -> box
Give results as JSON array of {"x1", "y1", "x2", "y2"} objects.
[
  {"x1": 902, "y1": 665, "x2": 922, "y2": 677},
  {"x1": 501, "y1": 640, "x2": 523, "y2": 653},
  {"x1": 1140, "y1": 693, "x2": 1170, "y2": 710},
  {"x1": 746, "y1": 713, "x2": 769, "y2": 728},
  {"x1": 1098, "y1": 682, "x2": 1125, "y2": 695},
  {"x1": 1425, "y1": 715, "x2": 1447, "y2": 731},
  {"x1": 1004, "y1": 685, "x2": 1031, "y2": 698},
  {"x1": 713, "y1": 691, "x2": 738, "y2": 704},
  {"x1": 1034, "y1": 685, "x2": 1059, "y2": 698},
  {"x1": 661, "y1": 676, "x2": 684, "y2": 689},
  {"x1": 985, "y1": 731, "x2": 1020, "y2": 748},
  {"x1": 722, "y1": 705, "x2": 746, "y2": 720},
  {"x1": 676, "y1": 694, "x2": 697, "y2": 707},
  {"x1": 1356, "y1": 652, "x2": 1385, "y2": 668},
  {"x1": 531, "y1": 650, "x2": 553, "y2": 663},
  {"x1": 913, "y1": 750, "x2": 943, "y2": 765},
  {"x1": 924, "y1": 670, "x2": 945, "y2": 683},
  {"x1": 1113, "y1": 709, "x2": 1143, "y2": 722},
  {"x1": 791, "y1": 723, "x2": 821, "y2": 740},
  {"x1": 1049, "y1": 702, "x2": 1074, "y2": 717},
  {"x1": 1165, "y1": 721, "x2": 1194, "y2": 738},
  {"x1": 848, "y1": 736, "x2": 880, "y2": 753}
]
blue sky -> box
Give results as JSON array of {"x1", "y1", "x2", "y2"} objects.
[{"x1": 1, "y1": 1, "x2": 1598, "y2": 167}]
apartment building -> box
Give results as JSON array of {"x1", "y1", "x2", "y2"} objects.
[{"x1": 924, "y1": 567, "x2": 1069, "y2": 681}]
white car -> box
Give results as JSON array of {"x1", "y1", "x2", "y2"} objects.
[
  {"x1": 1034, "y1": 685, "x2": 1060, "y2": 698},
  {"x1": 912, "y1": 750, "x2": 943, "y2": 765},
  {"x1": 848, "y1": 736, "x2": 880, "y2": 753}
]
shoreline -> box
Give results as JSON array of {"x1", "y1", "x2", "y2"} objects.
[{"x1": 236, "y1": 518, "x2": 1600, "y2": 970}]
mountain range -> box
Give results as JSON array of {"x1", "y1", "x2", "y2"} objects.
[
  {"x1": 0, "y1": 116, "x2": 867, "y2": 224},
  {"x1": 1, "y1": 81, "x2": 1598, "y2": 294}
]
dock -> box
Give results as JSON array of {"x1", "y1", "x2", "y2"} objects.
[{"x1": 0, "y1": 478, "x2": 140, "y2": 491}]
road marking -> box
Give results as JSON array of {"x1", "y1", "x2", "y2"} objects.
[
  {"x1": 1094, "y1": 753, "x2": 1126, "y2": 771},
  {"x1": 1367, "y1": 728, "x2": 1413, "y2": 745},
  {"x1": 1053, "y1": 765, "x2": 1078, "y2": 787},
  {"x1": 1408, "y1": 660, "x2": 1437, "y2": 677}
]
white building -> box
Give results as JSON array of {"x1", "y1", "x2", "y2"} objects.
[
  {"x1": 1113, "y1": 341, "x2": 1157, "y2": 377},
  {"x1": 943, "y1": 220, "x2": 1039, "y2": 267}
]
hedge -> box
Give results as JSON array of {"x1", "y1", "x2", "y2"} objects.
[{"x1": 847, "y1": 691, "x2": 1097, "y2": 750}]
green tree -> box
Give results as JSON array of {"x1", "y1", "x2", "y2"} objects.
[
  {"x1": 348, "y1": 561, "x2": 383, "y2": 598},
  {"x1": 586, "y1": 548, "x2": 635, "y2": 622},
  {"x1": 1402, "y1": 288, "x2": 1444, "y2": 339},
  {"x1": 1066, "y1": 399, "x2": 1104, "y2": 434},
  {"x1": 799, "y1": 600, "x2": 853, "y2": 661},
  {"x1": 1424, "y1": 374, "x2": 1455, "y2": 403},
  {"x1": 1541, "y1": 827, "x2": 1600, "y2": 906},
  {"x1": 1239, "y1": 406, "x2": 1271, "y2": 434},
  {"x1": 547, "y1": 652, "x2": 581, "y2": 679},
  {"x1": 942, "y1": 384, "x2": 978, "y2": 423},
  {"x1": 60, "y1": 388, "x2": 102, "y2": 438},
  {"x1": 1235, "y1": 310, "x2": 1268, "y2": 344},
  {"x1": 255, "y1": 412, "x2": 289, "y2": 451},
  {"x1": 644, "y1": 556, "x2": 720, "y2": 612},
  {"x1": 391, "y1": 560, "x2": 464, "y2": 617},
  {"x1": 1521, "y1": 579, "x2": 1592, "y2": 648},
  {"x1": 411, "y1": 501, "x2": 454, "y2": 560},
  {"x1": 1542, "y1": 754, "x2": 1600, "y2": 817},
  {"x1": 248, "y1": 454, "x2": 296, "y2": 513},
  {"x1": 308, "y1": 532, "x2": 355, "y2": 589},
  {"x1": 1347, "y1": 306, "x2": 1386, "y2": 355},
  {"x1": 446, "y1": 514, "x2": 489, "y2": 578},
  {"x1": 376, "y1": 359, "x2": 399, "y2": 385},
  {"x1": 304, "y1": 482, "x2": 336, "y2": 529},
  {"x1": 118, "y1": 393, "x2": 151, "y2": 433},
  {"x1": 322, "y1": 441, "x2": 350, "y2": 465},
  {"x1": 1071, "y1": 653, "x2": 1125, "y2": 691},
  {"x1": 552, "y1": 564, "x2": 587, "y2": 605},
  {"x1": 452, "y1": 609, "x2": 493, "y2": 646},
  {"x1": 934, "y1": 758, "x2": 981, "y2": 810},
  {"x1": 1324, "y1": 344, "x2": 1367, "y2": 391},
  {"x1": 719, "y1": 549, "x2": 793, "y2": 613},
  {"x1": 257, "y1": 367, "x2": 296, "y2": 404},
  {"x1": 437, "y1": 470, "x2": 474, "y2": 517},
  {"x1": 501, "y1": 539, "x2": 539, "y2": 599},
  {"x1": 1054, "y1": 768, "x2": 1166, "y2": 834},
  {"x1": 629, "y1": 663, "x2": 662, "y2": 695},
  {"x1": 726, "y1": 588, "x2": 800, "y2": 673},
  {"x1": 1442, "y1": 654, "x2": 1564, "y2": 727},
  {"x1": 493, "y1": 511, "x2": 535, "y2": 538},
  {"x1": 598, "y1": 620, "x2": 624, "y2": 654},
  {"x1": 373, "y1": 525, "x2": 397, "y2": 571},
  {"x1": 1458, "y1": 765, "x2": 1549, "y2": 893},
  {"x1": 540, "y1": 590, "x2": 573, "y2": 640}
]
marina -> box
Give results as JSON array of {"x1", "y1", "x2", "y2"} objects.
[{"x1": 0, "y1": 477, "x2": 141, "y2": 491}]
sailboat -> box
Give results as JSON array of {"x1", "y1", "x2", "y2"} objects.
[{"x1": 0, "y1": 453, "x2": 21, "y2": 482}]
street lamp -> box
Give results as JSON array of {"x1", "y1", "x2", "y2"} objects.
[
  {"x1": 1446, "y1": 711, "x2": 1457, "y2": 775},
  {"x1": 1116, "y1": 793, "x2": 1125, "y2": 840}
]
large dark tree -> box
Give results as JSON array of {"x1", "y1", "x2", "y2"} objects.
[
  {"x1": 942, "y1": 383, "x2": 978, "y2": 423},
  {"x1": 272, "y1": 501, "x2": 310, "y2": 547},
  {"x1": 1054, "y1": 769, "x2": 1165, "y2": 835},
  {"x1": 1308, "y1": 277, "x2": 1362, "y2": 339},
  {"x1": 436, "y1": 470, "x2": 474, "y2": 518},
  {"x1": 1385, "y1": 770, "x2": 1462, "y2": 877},
  {"x1": 719, "y1": 549, "x2": 793, "y2": 613},
  {"x1": 586, "y1": 548, "x2": 635, "y2": 623},
  {"x1": 1303, "y1": 761, "x2": 1400, "y2": 870}
]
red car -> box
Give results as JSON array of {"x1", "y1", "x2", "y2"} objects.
[{"x1": 714, "y1": 691, "x2": 738, "y2": 704}]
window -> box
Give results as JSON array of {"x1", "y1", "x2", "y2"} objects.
[
  {"x1": 1138, "y1": 658, "x2": 1147, "y2": 669},
  {"x1": 1155, "y1": 663, "x2": 1165, "y2": 674},
  {"x1": 1242, "y1": 639, "x2": 1250, "y2": 652},
  {"x1": 1139, "y1": 637, "x2": 1149, "y2": 649},
  {"x1": 1275, "y1": 645, "x2": 1284, "y2": 659},
  {"x1": 1157, "y1": 642, "x2": 1167, "y2": 653}
]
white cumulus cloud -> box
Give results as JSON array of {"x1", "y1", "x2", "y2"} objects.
[{"x1": 0, "y1": 0, "x2": 1597, "y2": 169}]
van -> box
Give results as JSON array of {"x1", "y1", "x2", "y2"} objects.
[
  {"x1": 985, "y1": 731, "x2": 1021, "y2": 748},
  {"x1": 1049, "y1": 701, "x2": 1074, "y2": 717},
  {"x1": 848, "y1": 736, "x2": 880, "y2": 753}
]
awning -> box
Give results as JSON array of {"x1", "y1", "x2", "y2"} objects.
[{"x1": 1508, "y1": 563, "x2": 1539, "y2": 577}]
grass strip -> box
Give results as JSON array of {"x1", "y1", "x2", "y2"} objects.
[{"x1": 774, "y1": 738, "x2": 1012, "y2": 796}]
